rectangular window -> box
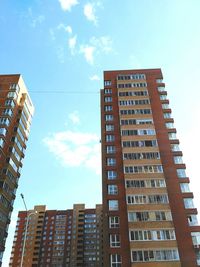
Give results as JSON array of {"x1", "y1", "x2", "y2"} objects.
[
  {"x1": 107, "y1": 158, "x2": 116, "y2": 166},
  {"x1": 165, "y1": 122, "x2": 174, "y2": 129},
  {"x1": 106, "y1": 135, "x2": 115, "y2": 142},
  {"x1": 122, "y1": 140, "x2": 157, "y2": 148},
  {"x1": 124, "y1": 165, "x2": 163, "y2": 174},
  {"x1": 126, "y1": 179, "x2": 165, "y2": 188},
  {"x1": 106, "y1": 124, "x2": 114, "y2": 131},
  {"x1": 0, "y1": 138, "x2": 4, "y2": 148},
  {"x1": 157, "y1": 86, "x2": 165, "y2": 92},
  {"x1": 174, "y1": 156, "x2": 183, "y2": 164},
  {"x1": 110, "y1": 234, "x2": 120, "y2": 247},
  {"x1": 156, "y1": 79, "x2": 163, "y2": 83},
  {"x1": 168, "y1": 132, "x2": 177, "y2": 140},
  {"x1": 163, "y1": 112, "x2": 171, "y2": 118},
  {"x1": 105, "y1": 96, "x2": 112, "y2": 102},
  {"x1": 171, "y1": 144, "x2": 180, "y2": 151},
  {"x1": 108, "y1": 185, "x2": 118, "y2": 195},
  {"x1": 123, "y1": 152, "x2": 160, "y2": 160},
  {"x1": 106, "y1": 146, "x2": 116, "y2": 154},
  {"x1": 110, "y1": 254, "x2": 122, "y2": 267},
  {"x1": 160, "y1": 94, "x2": 167, "y2": 100},
  {"x1": 177, "y1": 169, "x2": 186, "y2": 178},
  {"x1": 104, "y1": 80, "x2": 112, "y2": 86},
  {"x1": 180, "y1": 183, "x2": 190, "y2": 193},
  {"x1": 162, "y1": 104, "x2": 170, "y2": 109},
  {"x1": 184, "y1": 198, "x2": 194, "y2": 209},
  {"x1": 0, "y1": 128, "x2": 7, "y2": 136},
  {"x1": 132, "y1": 249, "x2": 179, "y2": 262},
  {"x1": 107, "y1": 171, "x2": 117, "y2": 180},
  {"x1": 127, "y1": 194, "x2": 168, "y2": 205},
  {"x1": 129, "y1": 229, "x2": 175, "y2": 241},
  {"x1": 187, "y1": 215, "x2": 198, "y2": 226},
  {"x1": 108, "y1": 200, "x2": 119, "y2": 211},
  {"x1": 109, "y1": 216, "x2": 120, "y2": 228},
  {"x1": 105, "y1": 88, "x2": 112, "y2": 94},
  {"x1": 105, "y1": 115, "x2": 113, "y2": 121},
  {"x1": 0, "y1": 118, "x2": 10, "y2": 126},
  {"x1": 105, "y1": 105, "x2": 113, "y2": 112}
]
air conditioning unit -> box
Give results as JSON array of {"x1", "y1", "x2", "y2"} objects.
[{"x1": 194, "y1": 244, "x2": 199, "y2": 249}]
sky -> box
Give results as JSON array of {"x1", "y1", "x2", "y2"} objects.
[{"x1": 1, "y1": 0, "x2": 200, "y2": 265}]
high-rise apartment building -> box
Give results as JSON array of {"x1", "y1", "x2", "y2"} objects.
[
  {"x1": 101, "y1": 69, "x2": 200, "y2": 267},
  {"x1": 0, "y1": 74, "x2": 34, "y2": 266},
  {"x1": 9, "y1": 204, "x2": 103, "y2": 267}
]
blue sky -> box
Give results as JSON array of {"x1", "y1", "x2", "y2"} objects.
[{"x1": 1, "y1": 0, "x2": 200, "y2": 265}]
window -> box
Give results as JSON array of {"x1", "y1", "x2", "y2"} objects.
[
  {"x1": 106, "y1": 125, "x2": 114, "y2": 131},
  {"x1": 106, "y1": 146, "x2": 116, "y2": 154},
  {"x1": 110, "y1": 234, "x2": 120, "y2": 247},
  {"x1": 191, "y1": 232, "x2": 200, "y2": 246},
  {"x1": 0, "y1": 128, "x2": 7, "y2": 136},
  {"x1": 162, "y1": 104, "x2": 170, "y2": 109},
  {"x1": 109, "y1": 216, "x2": 120, "y2": 228},
  {"x1": 171, "y1": 144, "x2": 180, "y2": 151},
  {"x1": 105, "y1": 105, "x2": 113, "y2": 112},
  {"x1": 129, "y1": 229, "x2": 175, "y2": 241},
  {"x1": 121, "y1": 129, "x2": 155, "y2": 136},
  {"x1": 105, "y1": 80, "x2": 112, "y2": 86},
  {"x1": 119, "y1": 99, "x2": 150, "y2": 106},
  {"x1": 132, "y1": 249, "x2": 179, "y2": 262},
  {"x1": 187, "y1": 215, "x2": 198, "y2": 226},
  {"x1": 120, "y1": 108, "x2": 151, "y2": 115},
  {"x1": 160, "y1": 94, "x2": 167, "y2": 100},
  {"x1": 3, "y1": 109, "x2": 13, "y2": 116},
  {"x1": 174, "y1": 156, "x2": 183, "y2": 164},
  {"x1": 184, "y1": 198, "x2": 194, "y2": 209},
  {"x1": 168, "y1": 132, "x2": 177, "y2": 140},
  {"x1": 108, "y1": 185, "x2": 118, "y2": 195},
  {"x1": 117, "y1": 82, "x2": 147, "y2": 88},
  {"x1": 110, "y1": 254, "x2": 122, "y2": 267},
  {"x1": 105, "y1": 96, "x2": 112, "y2": 102},
  {"x1": 107, "y1": 171, "x2": 117, "y2": 180},
  {"x1": 107, "y1": 158, "x2": 116, "y2": 166},
  {"x1": 165, "y1": 122, "x2": 174, "y2": 129},
  {"x1": 163, "y1": 112, "x2": 171, "y2": 118},
  {"x1": 105, "y1": 115, "x2": 114, "y2": 121},
  {"x1": 105, "y1": 88, "x2": 112, "y2": 94},
  {"x1": 118, "y1": 74, "x2": 146, "y2": 80},
  {"x1": 0, "y1": 118, "x2": 10, "y2": 126},
  {"x1": 127, "y1": 194, "x2": 168, "y2": 205},
  {"x1": 126, "y1": 179, "x2": 165, "y2": 188},
  {"x1": 119, "y1": 90, "x2": 148, "y2": 97},
  {"x1": 156, "y1": 79, "x2": 163, "y2": 83},
  {"x1": 0, "y1": 138, "x2": 4, "y2": 148},
  {"x1": 157, "y1": 86, "x2": 165, "y2": 92},
  {"x1": 124, "y1": 165, "x2": 163, "y2": 174},
  {"x1": 177, "y1": 169, "x2": 186, "y2": 178},
  {"x1": 180, "y1": 183, "x2": 190, "y2": 192},
  {"x1": 128, "y1": 211, "x2": 172, "y2": 222},
  {"x1": 106, "y1": 135, "x2": 115, "y2": 142},
  {"x1": 122, "y1": 140, "x2": 157, "y2": 148},
  {"x1": 123, "y1": 152, "x2": 160, "y2": 160},
  {"x1": 108, "y1": 200, "x2": 118, "y2": 211}
]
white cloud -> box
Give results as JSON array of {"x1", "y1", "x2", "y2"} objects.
[
  {"x1": 49, "y1": 28, "x2": 56, "y2": 40},
  {"x1": 83, "y1": 3, "x2": 97, "y2": 25},
  {"x1": 79, "y1": 36, "x2": 112, "y2": 64},
  {"x1": 57, "y1": 23, "x2": 73, "y2": 34},
  {"x1": 80, "y1": 45, "x2": 95, "y2": 64},
  {"x1": 90, "y1": 75, "x2": 100, "y2": 81},
  {"x1": 43, "y1": 130, "x2": 101, "y2": 174},
  {"x1": 68, "y1": 111, "x2": 80, "y2": 125},
  {"x1": 90, "y1": 36, "x2": 112, "y2": 53},
  {"x1": 58, "y1": 0, "x2": 79, "y2": 11},
  {"x1": 68, "y1": 35, "x2": 77, "y2": 54}
]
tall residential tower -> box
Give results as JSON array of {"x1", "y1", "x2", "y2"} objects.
[
  {"x1": 9, "y1": 204, "x2": 103, "y2": 267},
  {"x1": 101, "y1": 69, "x2": 200, "y2": 267},
  {"x1": 0, "y1": 75, "x2": 34, "y2": 265}
]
